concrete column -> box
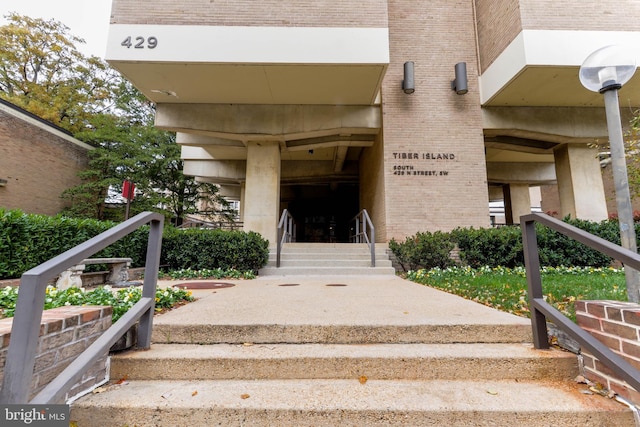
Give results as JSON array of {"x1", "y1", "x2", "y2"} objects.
[
  {"x1": 243, "y1": 141, "x2": 281, "y2": 245},
  {"x1": 503, "y1": 184, "x2": 531, "y2": 225},
  {"x1": 554, "y1": 144, "x2": 608, "y2": 221},
  {"x1": 239, "y1": 182, "x2": 246, "y2": 223}
]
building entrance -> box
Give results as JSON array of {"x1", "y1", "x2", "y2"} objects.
[{"x1": 282, "y1": 183, "x2": 359, "y2": 243}]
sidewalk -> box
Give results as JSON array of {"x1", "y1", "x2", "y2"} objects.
[{"x1": 154, "y1": 274, "x2": 532, "y2": 340}]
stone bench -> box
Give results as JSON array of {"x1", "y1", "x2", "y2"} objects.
[{"x1": 56, "y1": 258, "x2": 134, "y2": 290}]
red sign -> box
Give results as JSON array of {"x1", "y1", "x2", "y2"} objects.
[{"x1": 122, "y1": 180, "x2": 135, "y2": 200}]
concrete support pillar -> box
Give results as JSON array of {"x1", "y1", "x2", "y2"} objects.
[
  {"x1": 243, "y1": 141, "x2": 281, "y2": 245},
  {"x1": 503, "y1": 184, "x2": 531, "y2": 224},
  {"x1": 239, "y1": 182, "x2": 246, "y2": 223},
  {"x1": 554, "y1": 144, "x2": 608, "y2": 221}
]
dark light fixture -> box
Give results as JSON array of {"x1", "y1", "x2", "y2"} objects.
[
  {"x1": 402, "y1": 61, "x2": 415, "y2": 94},
  {"x1": 451, "y1": 62, "x2": 468, "y2": 95}
]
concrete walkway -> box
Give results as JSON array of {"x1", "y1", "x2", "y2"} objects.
[{"x1": 154, "y1": 274, "x2": 532, "y2": 342}]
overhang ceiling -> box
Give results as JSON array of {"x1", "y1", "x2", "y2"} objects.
[
  {"x1": 111, "y1": 62, "x2": 387, "y2": 105},
  {"x1": 483, "y1": 66, "x2": 640, "y2": 107}
]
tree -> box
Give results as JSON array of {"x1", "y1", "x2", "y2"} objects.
[
  {"x1": 62, "y1": 80, "x2": 236, "y2": 224},
  {"x1": 0, "y1": 13, "x2": 117, "y2": 133}
]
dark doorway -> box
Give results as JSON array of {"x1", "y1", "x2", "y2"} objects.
[{"x1": 283, "y1": 183, "x2": 359, "y2": 243}]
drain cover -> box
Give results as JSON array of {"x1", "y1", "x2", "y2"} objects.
[
  {"x1": 278, "y1": 283, "x2": 300, "y2": 287},
  {"x1": 176, "y1": 282, "x2": 235, "y2": 289},
  {"x1": 325, "y1": 284, "x2": 347, "y2": 287}
]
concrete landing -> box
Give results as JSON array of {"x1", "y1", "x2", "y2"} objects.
[{"x1": 151, "y1": 275, "x2": 532, "y2": 344}]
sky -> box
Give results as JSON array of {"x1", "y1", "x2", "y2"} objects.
[{"x1": 0, "y1": 0, "x2": 112, "y2": 58}]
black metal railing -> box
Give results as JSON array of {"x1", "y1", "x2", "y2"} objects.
[
  {"x1": 350, "y1": 209, "x2": 375, "y2": 267},
  {"x1": 0, "y1": 212, "x2": 164, "y2": 404},
  {"x1": 276, "y1": 209, "x2": 296, "y2": 267},
  {"x1": 522, "y1": 212, "x2": 640, "y2": 392}
]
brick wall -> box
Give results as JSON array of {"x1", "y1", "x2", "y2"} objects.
[
  {"x1": 475, "y1": 0, "x2": 640, "y2": 72},
  {"x1": 0, "y1": 106, "x2": 90, "y2": 216},
  {"x1": 576, "y1": 300, "x2": 640, "y2": 404},
  {"x1": 520, "y1": 0, "x2": 640, "y2": 31},
  {"x1": 474, "y1": 0, "x2": 522, "y2": 72},
  {"x1": 0, "y1": 306, "x2": 112, "y2": 403},
  {"x1": 110, "y1": 0, "x2": 388, "y2": 27},
  {"x1": 381, "y1": 0, "x2": 489, "y2": 239}
]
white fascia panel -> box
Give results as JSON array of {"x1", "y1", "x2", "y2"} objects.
[
  {"x1": 106, "y1": 25, "x2": 390, "y2": 64},
  {"x1": 480, "y1": 29, "x2": 640, "y2": 104}
]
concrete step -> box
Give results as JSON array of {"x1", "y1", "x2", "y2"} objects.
[
  {"x1": 260, "y1": 243, "x2": 395, "y2": 276},
  {"x1": 259, "y1": 266, "x2": 396, "y2": 276},
  {"x1": 265, "y1": 259, "x2": 393, "y2": 268},
  {"x1": 268, "y1": 252, "x2": 389, "y2": 261},
  {"x1": 71, "y1": 379, "x2": 634, "y2": 427},
  {"x1": 110, "y1": 343, "x2": 578, "y2": 382},
  {"x1": 151, "y1": 321, "x2": 532, "y2": 345},
  {"x1": 279, "y1": 243, "x2": 388, "y2": 252}
]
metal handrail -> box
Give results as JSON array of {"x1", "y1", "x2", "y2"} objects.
[
  {"x1": 276, "y1": 209, "x2": 296, "y2": 267},
  {"x1": 350, "y1": 209, "x2": 375, "y2": 267},
  {"x1": 522, "y1": 212, "x2": 640, "y2": 392},
  {"x1": 0, "y1": 211, "x2": 164, "y2": 404}
]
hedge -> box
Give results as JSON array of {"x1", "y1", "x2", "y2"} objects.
[
  {"x1": 0, "y1": 209, "x2": 269, "y2": 280},
  {"x1": 391, "y1": 217, "x2": 634, "y2": 271}
]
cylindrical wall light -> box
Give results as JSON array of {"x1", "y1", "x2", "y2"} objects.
[
  {"x1": 402, "y1": 61, "x2": 415, "y2": 94},
  {"x1": 451, "y1": 62, "x2": 468, "y2": 95}
]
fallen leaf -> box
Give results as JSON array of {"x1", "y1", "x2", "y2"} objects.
[
  {"x1": 92, "y1": 387, "x2": 107, "y2": 394},
  {"x1": 116, "y1": 375, "x2": 129, "y2": 385},
  {"x1": 241, "y1": 394, "x2": 250, "y2": 399},
  {"x1": 486, "y1": 389, "x2": 498, "y2": 395},
  {"x1": 575, "y1": 375, "x2": 587, "y2": 384},
  {"x1": 161, "y1": 392, "x2": 172, "y2": 399},
  {"x1": 243, "y1": 343, "x2": 254, "y2": 347},
  {"x1": 359, "y1": 375, "x2": 368, "y2": 384},
  {"x1": 192, "y1": 390, "x2": 198, "y2": 397}
]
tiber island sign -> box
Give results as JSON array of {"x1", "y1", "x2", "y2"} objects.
[{"x1": 392, "y1": 152, "x2": 455, "y2": 177}]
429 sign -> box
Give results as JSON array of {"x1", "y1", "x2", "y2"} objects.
[{"x1": 121, "y1": 36, "x2": 158, "y2": 49}]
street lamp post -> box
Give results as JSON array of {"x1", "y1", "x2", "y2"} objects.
[{"x1": 579, "y1": 45, "x2": 639, "y2": 302}]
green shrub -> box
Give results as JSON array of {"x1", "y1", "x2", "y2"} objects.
[
  {"x1": 161, "y1": 227, "x2": 269, "y2": 273},
  {"x1": 389, "y1": 231, "x2": 456, "y2": 271},
  {"x1": 452, "y1": 226, "x2": 523, "y2": 268},
  {"x1": 0, "y1": 209, "x2": 148, "y2": 279},
  {"x1": 0, "y1": 209, "x2": 269, "y2": 280},
  {"x1": 395, "y1": 217, "x2": 635, "y2": 270},
  {"x1": 535, "y1": 218, "x2": 612, "y2": 268}
]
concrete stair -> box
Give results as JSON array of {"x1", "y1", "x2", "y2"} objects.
[
  {"x1": 259, "y1": 243, "x2": 396, "y2": 276},
  {"x1": 71, "y1": 323, "x2": 634, "y2": 426},
  {"x1": 69, "y1": 276, "x2": 635, "y2": 426}
]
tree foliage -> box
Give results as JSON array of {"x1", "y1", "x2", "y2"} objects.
[
  {"x1": 0, "y1": 13, "x2": 117, "y2": 133},
  {"x1": 61, "y1": 81, "x2": 236, "y2": 224},
  {"x1": 624, "y1": 110, "x2": 640, "y2": 199}
]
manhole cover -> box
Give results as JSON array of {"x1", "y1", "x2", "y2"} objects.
[
  {"x1": 176, "y1": 282, "x2": 236, "y2": 289},
  {"x1": 278, "y1": 283, "x2": 300, "y2": 287},
  {"x1": 325, "y1": 284, "x2": 347, "y2": 287}
]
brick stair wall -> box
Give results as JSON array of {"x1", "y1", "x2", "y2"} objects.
[
  {"x1": 576, "y1": 300, "x2": 640, "y2": 404},
  {"x1": 0, "y1": 306, "x2": 112, "y2": 403}
]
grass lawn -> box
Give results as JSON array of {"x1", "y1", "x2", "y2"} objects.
[{"x1": 405, "y1": 266, "x2": 628, "y2": 321}]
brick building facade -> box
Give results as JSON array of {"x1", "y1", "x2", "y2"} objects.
[
  {"x1": 105, "y1": 0, "x2": 640, "y2": 244},
  {"x1": 0, "y1": 99, "x2": 92, "y2": 216}
]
